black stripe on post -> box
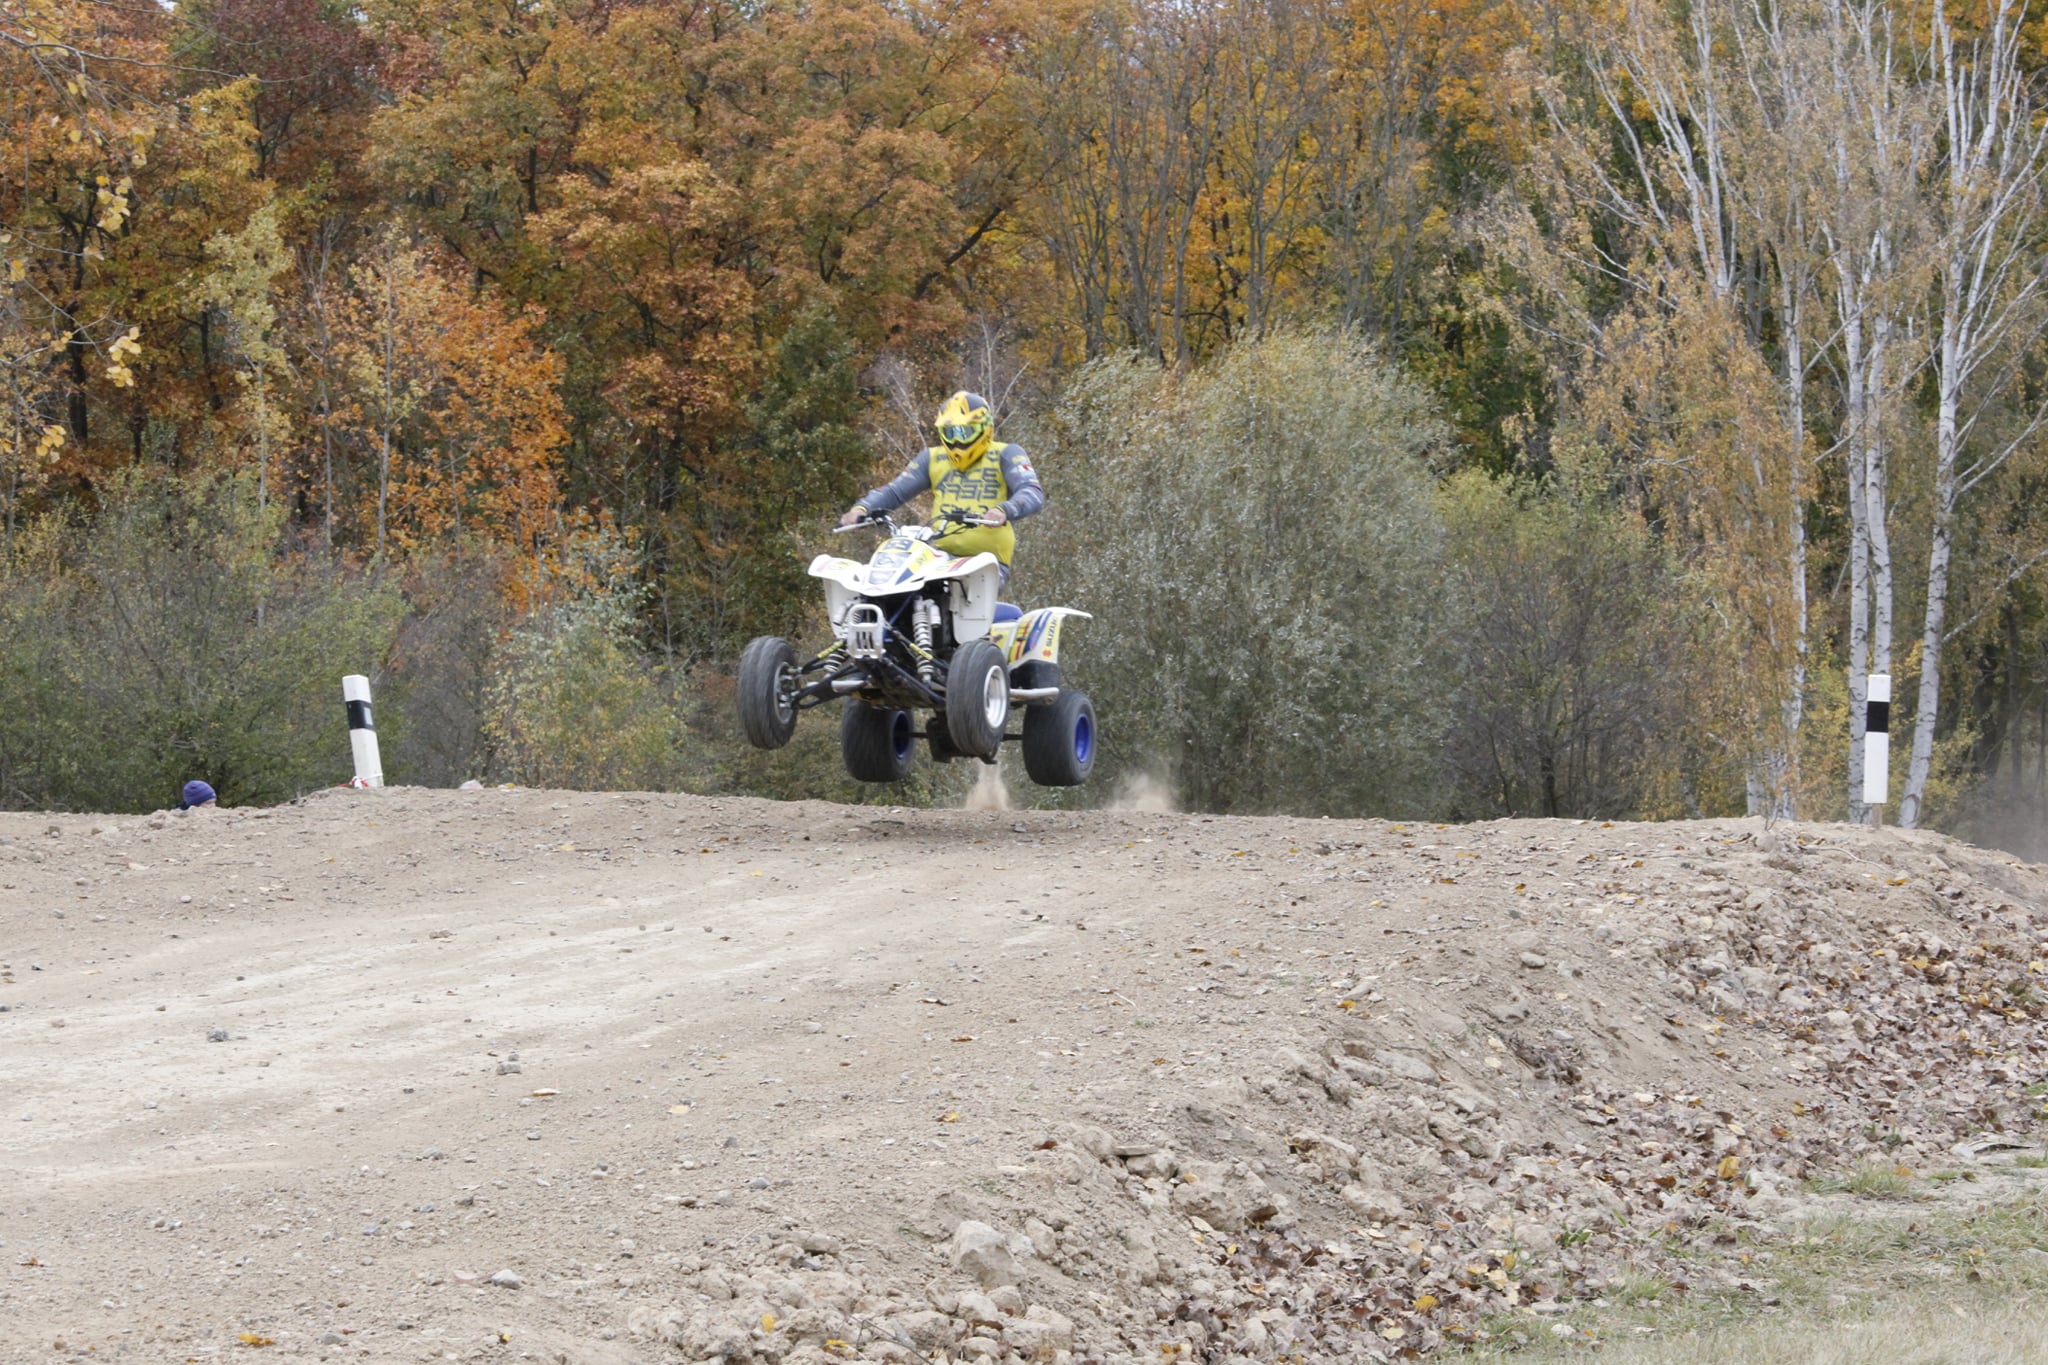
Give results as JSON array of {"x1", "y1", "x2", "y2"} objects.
[
  {"x1": 347, "y1": 700, "x2": 375, "y2": 731},
  {"x1": 1865, "y1": 700, "x2": 1889, "y2": 734}
]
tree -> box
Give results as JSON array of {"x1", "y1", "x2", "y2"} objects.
[
  {"x1": 199, "y1": 198, "x2": 293, "y2": 508},
  {"x1": 1899, "y1": 0, "x2": 2048, "y2": 827},
  {"x1": 329, "y1": 233, "x2": 567, "y2": 563}
]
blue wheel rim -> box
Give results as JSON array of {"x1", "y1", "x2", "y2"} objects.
[
  {"x1": 1073, "y1": 712, "x2": 1093, "y2": 764},
  {"x1": 890, "y1": 711, "x2": 914, "y2": 761}
]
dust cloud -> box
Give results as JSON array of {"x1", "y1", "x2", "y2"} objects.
[
  {"x1": 1108, "y1": 772, "x2": 1177, "y2": 813},
  {"x1": 963, "y1": 761, "x2": 1011, "y2": 811}
]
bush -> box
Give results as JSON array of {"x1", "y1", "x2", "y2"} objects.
[
  {"x1": 1024, "y1": 331, "x2": 1450, "y2": 815},
  {"x1": 484, "y1": 533, "x2": 695, "y2": 791},
  {"x1": 1436, "y1": 473, "x2": 1697, "y2": 819},
  {"x1": 379, "y1": 544, "x2": 525, "y2": 788},
  {"x1": 0, "y1": 471, "x2": 404, "y2": 811}
]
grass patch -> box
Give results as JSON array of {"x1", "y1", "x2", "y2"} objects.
[
  {"x1": 1448, "y1": 1190, "x2": 2048, "y2": 1361},
  {"x1": 1808, "y1": 1159, "x2": 1917, "y2": 1199},
  {"x1": 2012, "y1": 1154, "x2": 2048, "y2": 1170},
  {"x1": 1605, "y1": 1270, "x2": 1670, "y2": 1306}
]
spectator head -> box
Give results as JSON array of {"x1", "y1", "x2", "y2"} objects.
[{"x1": 180, "y1": 779, "x2": 217, "y2": 809}]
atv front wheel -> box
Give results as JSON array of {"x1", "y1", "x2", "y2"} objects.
[
  {"x1": 737, "y1": 636, "x2": 800, "y2": 750},
  {"x1": 1023, "y1": 688, "x2": 1095, "y2": 786},
  {"x1": 946, "y1": 639, "x2": 1011, "y2": 760},
  {"x1": 841, "y1": 702, "x2": 915, "y2": 783}
]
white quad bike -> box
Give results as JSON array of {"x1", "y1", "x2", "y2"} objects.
[{"x1": 736, "y1": 511, "x2": 1096, "y2": 786}]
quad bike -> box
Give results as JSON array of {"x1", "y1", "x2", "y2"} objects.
[{"x1": 736, "y1": 512, "x2": 1096, "y2": 786}]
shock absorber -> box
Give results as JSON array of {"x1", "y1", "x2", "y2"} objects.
[{"x1": 913, "y1": 598, "x2": 939, "y2": 684}]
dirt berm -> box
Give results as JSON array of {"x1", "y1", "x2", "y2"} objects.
[{"x1": 3, "y1": 789, "x2": 2045, "y2": 1363}]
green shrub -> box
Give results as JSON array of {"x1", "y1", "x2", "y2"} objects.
[
  {"x1": 484, "y1": 533, "x2": 694, "y2": 791},
  {"x1": 0, "y1": 470, "x2": 404, "y2": 811},
  {"x1": 1023, "y1": 330, "x2": 1451, "y2": 815}
]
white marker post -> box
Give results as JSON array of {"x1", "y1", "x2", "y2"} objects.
[
  {"x1": 342, "y1": 674, "x2": 384, "y2": 788},
  {"x1": 1862, "y1": 673, "x2": 1890, "y2": 809}
]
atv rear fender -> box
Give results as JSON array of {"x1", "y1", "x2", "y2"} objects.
[{"x1": 989, "y1": 607, "x2": 1092, "y2": 671}]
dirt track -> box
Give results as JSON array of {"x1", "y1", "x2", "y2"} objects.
[{"x1": 3, "y1": 788, "x2": 2046, "y2": 1363}]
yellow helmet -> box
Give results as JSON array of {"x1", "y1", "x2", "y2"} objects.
[{"x1": 934, "y1": 391, "x2": 993, "y2": 471}]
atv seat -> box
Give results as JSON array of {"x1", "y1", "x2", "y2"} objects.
[{"x1": 993, "y1": 602, "x2": 1023, "y2": 624}]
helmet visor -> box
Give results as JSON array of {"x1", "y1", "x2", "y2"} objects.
[{"x1": 939, "y1": 422, "x2": 984, "y2": 446}]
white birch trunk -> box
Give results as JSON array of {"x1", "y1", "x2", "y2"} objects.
[
  {"x1": 1775, "y1": 278, "x2": 1809, "y2": 818},
  {"x1": 1842, "y1": 305, "x2": 1870, "y2": 822}
]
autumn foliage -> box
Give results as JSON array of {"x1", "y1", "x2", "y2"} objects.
[{"x1": 10, "y1": 0, "x2": 2048, "y2": 837}]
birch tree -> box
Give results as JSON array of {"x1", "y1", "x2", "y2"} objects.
[
  {"x1": 1812, "y1": 0, "x2": 1928, "y2": 822},
  {"x1": 1898, "y1": 0, "x2": 2048, "y2": 827}
]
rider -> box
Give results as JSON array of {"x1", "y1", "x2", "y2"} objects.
[{"x1": 839, "y1": 391, "x2": 1044, "y2": 586}]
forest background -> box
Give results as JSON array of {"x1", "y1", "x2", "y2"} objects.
[{"x1": 8, "y1": 0, "x2": 2048, "y2": 855}]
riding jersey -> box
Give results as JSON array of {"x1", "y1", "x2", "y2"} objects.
[{"x1": 856, "y1": 442, "x2": 1044, "y2": 565}]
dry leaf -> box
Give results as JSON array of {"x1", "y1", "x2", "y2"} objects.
[{"x1": 238, "y1": 1334, "x2": 274, "y2": 1347}]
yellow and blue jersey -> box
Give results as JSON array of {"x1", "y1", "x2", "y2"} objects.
[{"x1": 857, "y1": 443, "x2": 1044, "y2": 565}]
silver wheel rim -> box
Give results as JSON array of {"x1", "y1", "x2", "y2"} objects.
[
  {"x1": 980, "y1": 663, "x2": 1008, "y2": 730},
  {"x1": 773, "y1": 663, "x2": 796, "y2": 722}
]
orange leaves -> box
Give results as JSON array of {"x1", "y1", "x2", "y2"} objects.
[{"x1": 328, "y1": 234, "x2": 568, "y2": 564}]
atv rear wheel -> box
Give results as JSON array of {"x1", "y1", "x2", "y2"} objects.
[
  {"x1": 946, "y1": 639, "x2": 1010, "y2": 760},
  {"x1": 737, "y1": 636, "x2": 800, "y2": 750},
  {"x1": 841, "y1": 702, "x2": 915, "y2": 783},
  {"x1": 1023, "y1": 688, "x2": 1095, "y2": 786}
]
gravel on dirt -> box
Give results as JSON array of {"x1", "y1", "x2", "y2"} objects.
[{"x1": 1, "y1": 789, "x2": 2045, "y2": 1361}]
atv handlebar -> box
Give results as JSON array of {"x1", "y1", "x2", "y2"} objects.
[{"x1": 832, "y1": 510, "x2": 995, "y2": 535}]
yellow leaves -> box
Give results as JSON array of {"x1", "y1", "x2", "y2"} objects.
[
  {"x1": 5, "y1": 258, "x2": 23, "y2": 283},
  {"x1": 1413, "y1": 1293, "x2": 1440, "y2": 1312},
  {"x1": 105, "y1": 326, "x2": 141, "y2": 388},
  {"x1": 1888, "y1": 876, "x2": 1910, "y2": 886},
  {"x1": 34, "y1": 424, "x2": 66, "y2": 463},
  {"x1": 237, "y1": 1334, "x2": 274, "y2": 1347},
  {"x1": 95, "y1": 176, "x2": 133, "y2": 233},
  {"x1": 1717, "y1": 1155, "x2": 1742, "y2": 1180},
  {"x1": 939, "y1": 1111, "x2": 959, "y2": 1123},
  {"x1": 760, "y1": 1312, "x2": 777, "y2": 1332}
]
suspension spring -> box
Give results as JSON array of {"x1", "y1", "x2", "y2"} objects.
[{"x1": 914, "y1": 601, "x2": 938, "y2": 684}]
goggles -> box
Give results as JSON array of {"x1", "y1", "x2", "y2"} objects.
[{"x1": 939, "y1": 422, "x2": 985, "y2": 445}]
